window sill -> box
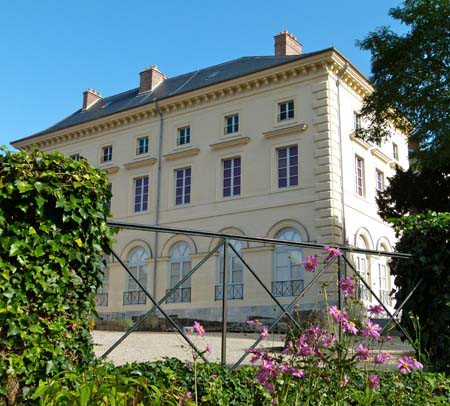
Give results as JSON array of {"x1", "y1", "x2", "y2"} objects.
[{"x1": 164, "y1": 148, "x2": 200, "y2": 161}]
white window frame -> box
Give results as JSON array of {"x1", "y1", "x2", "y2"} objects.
[
  {"x1": 222, "y1": 157, "x2": 241, "y2": 198},
  {"x1": 355, "y1": 155, "x2": 365, "y2": 197},
  {"x1": 126, "y1": 247, "x2": 149, "y2": 292},
  {"x1": 133, "y1": 176, "x2": 149, "y2": 213},
  {"x1": 177, "y1": 126, "x2": 191, "y2": 146},
  {"x1": 224, "y1": 114, "x2": 239, "y2": 135},
  {"x1": 277, "y1": 145, "x2": 299, "y2": 189},
  {"x1": 376, "y1": 169, "x2": 384, "y2": 192},
  {"x1": 277, "y1": 100, "x2": 295, "y2": 122},
  {"x1": 101, "y1": 145, "x2": 113, "y2": 163},
  {"x1": 136, "y1": 136, "x2": 149, "y2": 155},
  {"x1": 169, "y1": 242, "x2": 192, "y2": 289},
  {"x1": 174, "y1": 167, "x2": 191, "y2": 206}
]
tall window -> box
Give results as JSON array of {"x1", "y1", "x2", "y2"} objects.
[
  {"x1": 355, "y1": 156, "x2": 364, "y2": 196},
  {"x1": 134, "y1": 176, "x2": 149, "y2": 212},
  {"x1": 175, "y1": 168, "x2": 191, "y2": 205},
  {"x1": 355, "y1": 236, "x2": 370, "y2": 301},
  {"x1": 224, "y1": 114, "x2": 239, "y2": 134},
  {"x1": 278, "y1": 100, "x2": 294, "y2": 121},
  {"x1": 393, "y1": 143, "x2": 399, "y2": 160},
  {"x1": 101, "y1": 145, "x2": 113, "y2": 163},
  {"x1": 277, "y1": 146, "x2": 298, "y2": 188},
  {"x1": 216, "y1": 240, "x2": 243, "y2": 300},
  {"x1": 273, "y1": 228, "x2": 304, "y2": 297},
  {"x1": 96, "y1": 259, "x2": 109, "y2": 307},
  {"x1": 124, "y1": 247, "x2": 148, "y2": 305},
  {"x1": 223, "y1": 157, "x2": 241, "y2": 197},
  {"x1": 177, "y1": 126, "x2": 191, "y2": 146},
  {"x1": 376, "y1": 169, "x2": 384, "y2": 192},
  {"x1": 378, "y1": 245, "x2": 391, "y2": 306},
  {"x1": 168, "y1": 242, "x2": 192, "y2": 303},
  {"x1": 136, "y1": 136, "x2": 149, "y2": 155},
  {"x1": 107, "y1": 182, "x2": 112, "y2": 211},
  {"x1": 354, "y1": 112, "x2": 362, "y2": 130}
]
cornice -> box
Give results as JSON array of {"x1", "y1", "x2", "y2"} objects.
[
  {"x1": 350, "y1": 132, "x2": 371, "y2": 150},
  {"x1": 102, "y1": 165, "x2": 120, "y2": 174},
  {"x1": 15, "y1": 49, "x2": 373, "y2": 151},
  {"x1": 123, "y1": 157, "x2": 157, "y2": 170},
  {"x1": 371, "y1": 148, "x2": 391, "y2": 164},
  {"x1": 263, "y1": 123, "x2": 308, "y2": 139},
  {"x1": 163, "y1": 147, "x2": 200, "y2": 161},
  {"x1": 210, "y1": 136, "x2": 250, "y2": 151}
]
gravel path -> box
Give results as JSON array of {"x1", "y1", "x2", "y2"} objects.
[{"x1": 93, "y1": 330, "x2": 284, "y2": 366}]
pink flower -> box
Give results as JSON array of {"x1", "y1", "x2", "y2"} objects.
[
  {"x1": 368, "y1": 374, "x2": 380, "y2": 389},
  {"x1": 186, "y1": 391, "x2": 192, "y2": 399},
  {"x1": 343, "y1": 318, "x2": 358, "y2": 335},
  {"x1": 398, "y1": 356, "x2": 423, "y2": 374},
  {"x1": 303, "y1": 255, "x2": 318, "y2": 272},
  {"x1": 386, "y1": 335, "x2": 392, "y2": 342},
  {"x1": 361, "y1": 320, "x2": 382, "y2": 340},
  {"x1": 341, "y1": 374, "x2": 349, "y2": 387},
  {"x1": 339, "y1": 277, "x2": 354, "y2": 298},
  {"x1": 247, "y1": 348, "x2": 265, "y2": 364},
  {"x1": 328, "y1": 305, "x2": 343, "y2": 323},
  {"x1": 205, "y1": 343, "x2": 212, "y2": 354},
  {"x1": 290, "y1": 368, "x2": 305, "y2": 378},
  {"x1": 368, "y1": 304, "x2": 384, "y2": 315},
  {"x1": 210, "y1": 374, "x2": 218, "y2": 379},
  {"x1": 374, "y1": 352, "x2": 393, "y2": 364},
  {"x1": 324, "y1": 246, "x2": 342, "y2": 261},
  {"x1": 193, "y1": 321, "x2": 205, "y2": 337},
  {"x1": 282, "y1": 340, "x2": 294, "y2": 355},
  {"x1": 355, "y1": 343, "x2": 371, "y2": 360},
  {"x1": 261, "y1": 327, "x2": 269, "y2": 341}
]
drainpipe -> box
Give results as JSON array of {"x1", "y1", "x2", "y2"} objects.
[
  {"x1": 336, "y1": 62, "x2": 349, "y2": 247},
  {"x1": 152, "y1": 100, "x2": 164, "y2": 298}
]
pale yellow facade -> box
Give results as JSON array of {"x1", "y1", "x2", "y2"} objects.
[{"x1": 13, "y1": 46, "x2": 408, "y2": 322}]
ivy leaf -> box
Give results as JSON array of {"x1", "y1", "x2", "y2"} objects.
[
  {"x1": 9, "y1": 242, "x2": 21, "y2": 256},
  {"x1": 16, "y1": 181, "x2": 33, "y2": 193}
]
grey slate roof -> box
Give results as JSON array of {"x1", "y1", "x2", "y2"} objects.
[{"x1": 16, "y1": 49, "x2": 334, "y2": 143}]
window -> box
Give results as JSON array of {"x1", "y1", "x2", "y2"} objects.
[
  {"x1": 277, "y1": 146, "x2": 298, "y2": 188},
  {"x1": 224, "y1": 114, "x2": 239, "y2": 134},
  {"x1": 355, "y1": 156, "x2": 364, "y2": 197},
  {"x1": 354, "y1": 112, "x2": 362, "y2": 131},
  {"x1": 101, "y1": 145, "x2": 113, "y2": 163},
  {"x1": 134, "y1": 176, "x2": 149, "y2": 212},
  {"x1": 376, "y1": 170, "x2": 384, "y2": 192},
  {"x1": 175, "y1": 168, "x2": 191, "y2": 205},
  {"x1": 167, "y1": 242, "x2": 192, "y2": 303},
  {"x1": 177, "y1": 126, "x2": 191, "y2": 146},
  {"x1": 272, "y1": 228, "x2": 304, "y2": 297},
  {"x1": 70, "y1": 153, "x2": 81, "y2": 161},
  {"x1": 96, "y1": 259, "x2": 109, "y2": 306},
  {"x1": 216, "y1": 240, "x2": 244, "y2": 300},
  {"x1": 107, "y1": 182, "x2": 112, "y2": 211},
  {"x1": 278, "y1": 100, "x2": 294, "y2": 121},
  {"x1": 393, "y1": 143, "x2": 399, "y2": 160},
  {"x1": 355, "y1": 236, "x2": 370, "y2": 301},
  {"x1": 136, "y1": 136, "x2": 149, "y2": 155},
  {"x1": 223, "y1": 157, "x2": 241, "y2": 197},
  {"x1": 123, "y1": 247, "x2": 148, "y2": 305}
]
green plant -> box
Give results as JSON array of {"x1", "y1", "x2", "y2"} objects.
[{"x1": 0, "y1": 148, "x2": 116, "y2": 403}]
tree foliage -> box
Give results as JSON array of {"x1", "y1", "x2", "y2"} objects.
[
  {"x1": 390, "y1": 212, "x2": 450, "y2": 373},
  {"x1": 0, "y1": 148, "x2": 115, "y2": 403},
  {"x1": 357, "y1": 0, "x2": 450, "y2": 169}
]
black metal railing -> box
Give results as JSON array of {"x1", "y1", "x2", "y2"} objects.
[
  {"x1": 272, "y1": 280, "x2": 304, "y2": 297},
  {"x1": 95, "y1": 292, "x2": 108, "y2": 307},
  {"x1": 215, "y1": 283, "x2": 243, "y2": 300},
  {"x1": 123, "y1": 290, "x2": 146, "y2": 305},
  {"x1": 380, "y1": 290, "x2": 392, "y2": 305},
  {"x1": 359, "y1": 284, "x2": 370, "y2": 301},
  {"x1": 166, "y1": 287, "x2": 191, "y2": 303}
]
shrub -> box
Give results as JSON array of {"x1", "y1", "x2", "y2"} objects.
[{"x1": 0, "y1": 148, "x2": 115, "y2": 403}]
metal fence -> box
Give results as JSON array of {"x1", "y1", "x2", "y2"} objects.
[{"x1": 99, "y1": 220, "x2": 417, "y2": 369}]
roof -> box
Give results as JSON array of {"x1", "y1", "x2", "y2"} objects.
[{"x1": 14, "y1": 49, "x2": 335, "y2": 144}]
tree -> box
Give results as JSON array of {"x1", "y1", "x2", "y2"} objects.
[{"x1": 357, "y1": 0, "x2": 450, "y2": 169}]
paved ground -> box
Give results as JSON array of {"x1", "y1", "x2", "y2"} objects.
[{"x1": 92, "y1": 330, "x2": 414, "y2": 367}]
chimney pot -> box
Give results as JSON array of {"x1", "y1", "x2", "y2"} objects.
[
  {"x1": 82, "y1": 88, "x2": 103, "y2": 110},
  {"x1": 139, "y1": 65, "x2": 166, "y2": 94},
  {"x1": 274, "y1": 30, "x2": 302, "y2": 56}
]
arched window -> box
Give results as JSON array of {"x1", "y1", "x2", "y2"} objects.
[
  {"x1": 123, "y1": 247, "x2": 148, "y2": 305},
  {"x1": 168, "y1": 242, "x2": 192, "y2": 303},
  {"x1": 216, "y1": 240, "x2": 244, "y2": 300},
  {"x1": 96, "y1": 256, "x2": 109, "y2": 307},
  {"x1": 273, "y1": 228, "x2": 304, "y2": 297},
  {"x1": 377, "y1": 245, "x2": 391, "y2": 306},
  {"x1": 355, "y1": 236, "x2": 370, "y2": 301}
]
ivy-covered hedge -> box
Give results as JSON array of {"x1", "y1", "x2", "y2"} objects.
[
  {"x1": 0, "y1": 148, "x2": 115, "y2": 403},
  {"x1": 391, "y1": 212, "x2": 450, "y2": 373}
]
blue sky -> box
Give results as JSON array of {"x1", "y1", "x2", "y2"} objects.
[{"x1": 0, "y1": 0, "x2": 405, "y2": 148}]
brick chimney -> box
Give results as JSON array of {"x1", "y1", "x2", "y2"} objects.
[
  {"x1": 82, "y1": 88, "x2": 102, "y2": 110},
  {"x1": 139, "y1": 65, "x2": 166, "y2": 94},
  {"x1": 274, "y1": 30, "x2": 302, "y2": 56}
]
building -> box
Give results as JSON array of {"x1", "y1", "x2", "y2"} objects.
[{"x1": 12, "y1": 31, "x2": 408, "y2": 322}]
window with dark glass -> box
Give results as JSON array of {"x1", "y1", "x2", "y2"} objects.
[
  {"x1": 223, "y1": 157, "x2": 241, "y2": 197},
  {"x1": 376, "y1": 169, "x2": 384, "y2": 192},
  {"x1": 224, "y1": 114, "x2": 239, "y2": 134},
  {"x1": 107, "y1": 182, "x2": 112, "y2": 211},
  {"x1": 177, "y1": 126, "x2": 191, "y2": 146},
  {"x1": 175, "y1": 168, "x2": 191, "y2": 205},
  {"x1": 354, "y1": 112, "x2": 362, "y2": 130},
  {"x1": 278, "y1": 100, "x2": 294, "y2": 121},
  {"x1": 277, "y1": 146, "x2": 298, "y2": 188},
  {"x1": 134, "y1": 176, "x2": 149, "y2": 212},
  {"x1": 136, "y1": 136, "x2": 149, "y2": 155},
  {"x1": 393, "y1": 143, "x2": 399, "y2": 160},
  {"x1": 70, "y1": 153, "x2": 81, "y2": 161},
  {"x1": 355, "y1": 156, "x2": 364, "y2": 196},
  {"x1": 101, "y1": 145, "x2": 113, "y2": 163}
]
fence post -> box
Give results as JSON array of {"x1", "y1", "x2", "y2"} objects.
[{"x1": 221, "y1": 238, "x2": 228, "y2": 366}]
